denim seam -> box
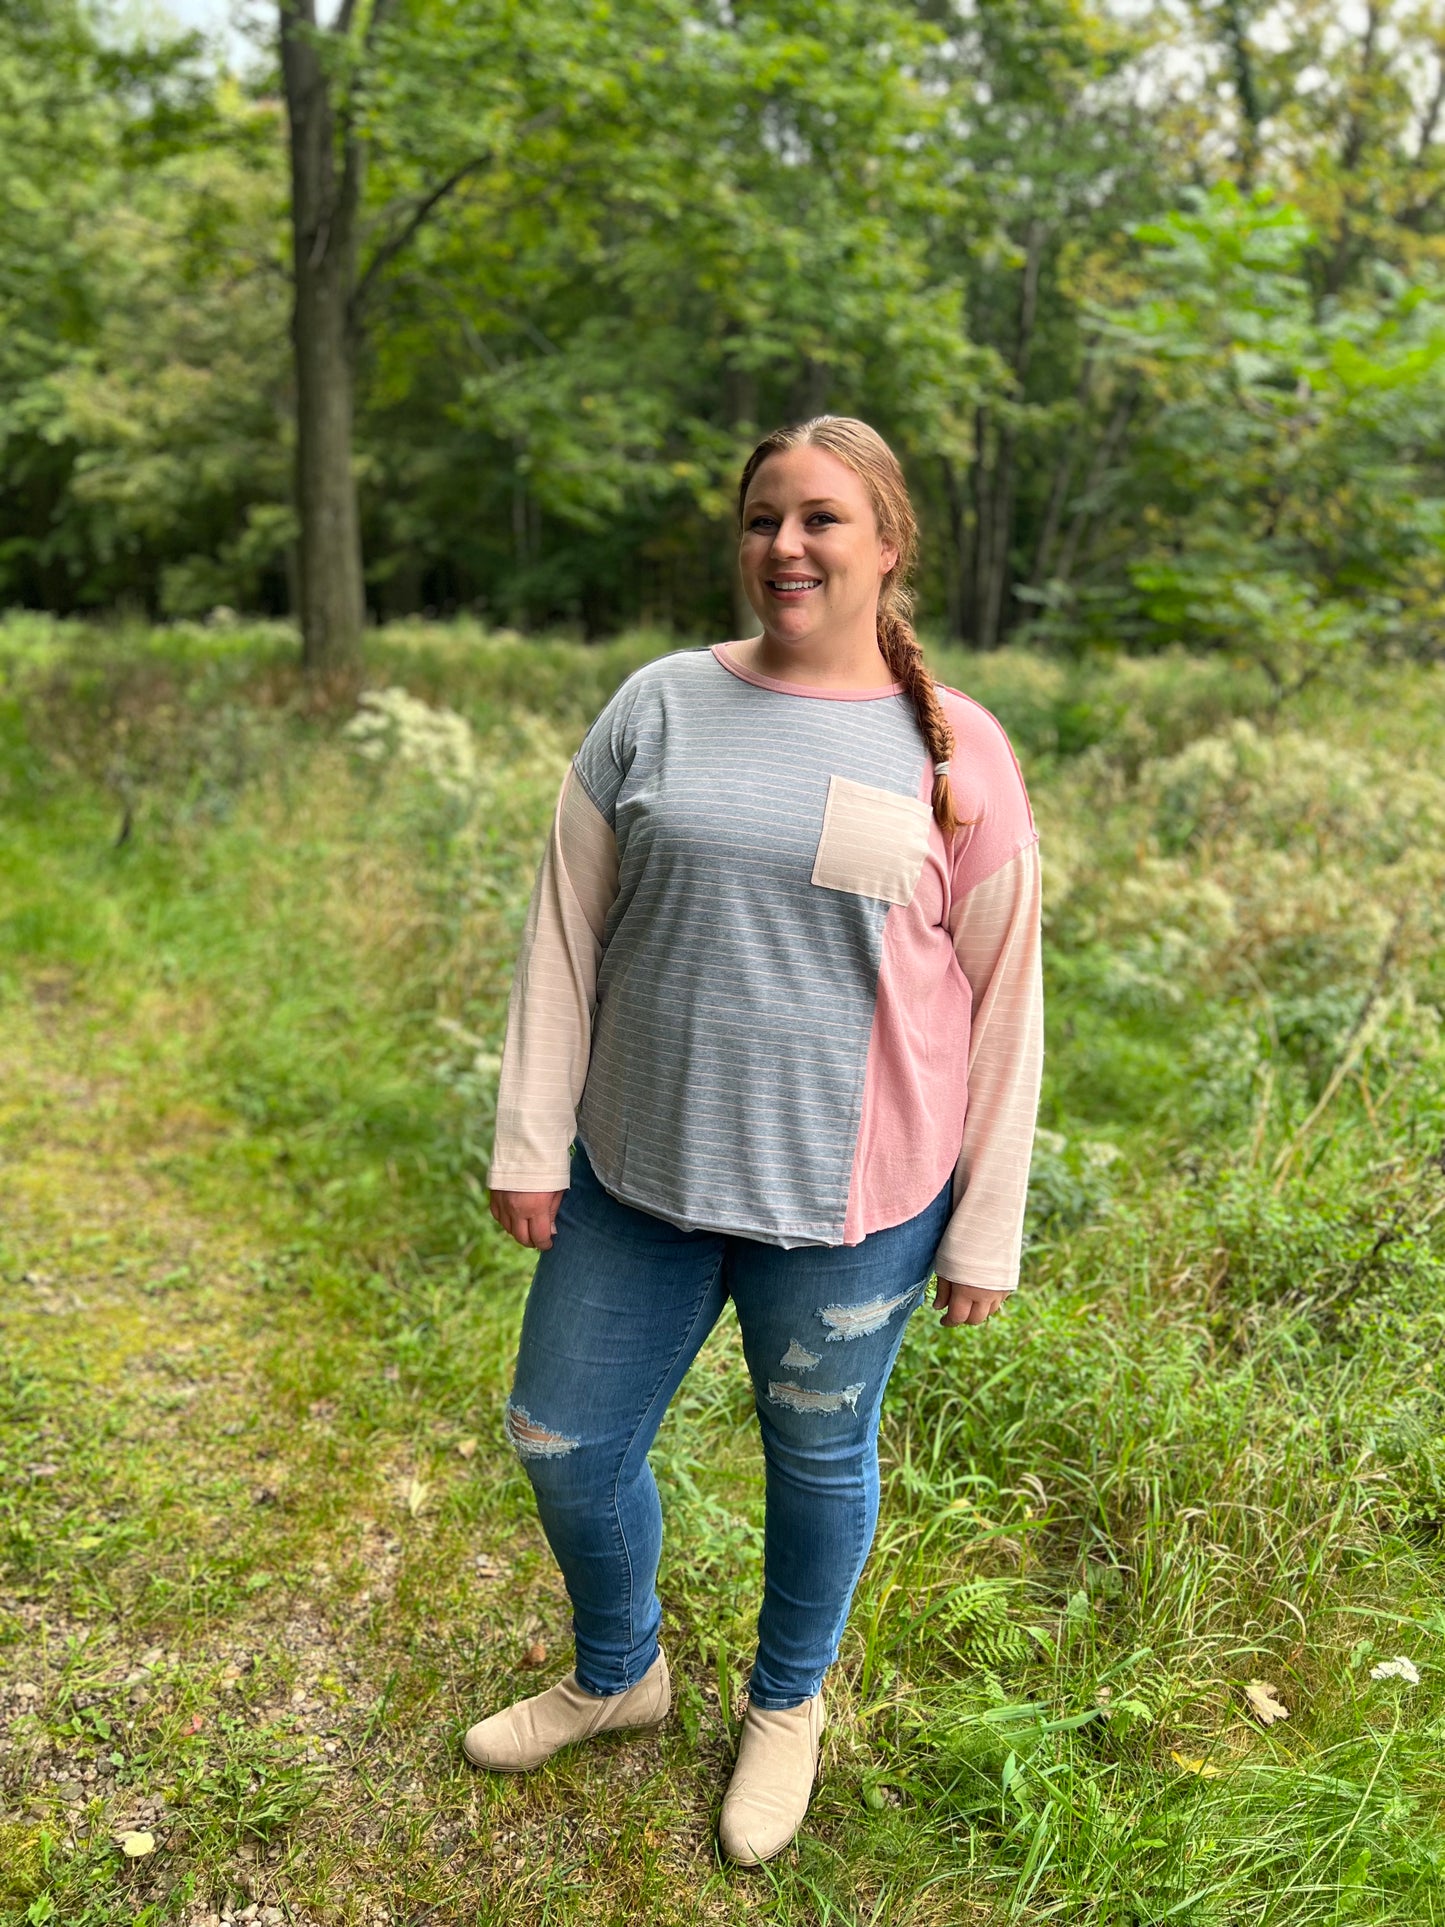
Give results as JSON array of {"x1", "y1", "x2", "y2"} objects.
[{"x1": 607, "y1": 1250, "x2": 726, "y2": 1690}]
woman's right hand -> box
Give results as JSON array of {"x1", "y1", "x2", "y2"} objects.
[{"x1": 488, "y1": 1188, "x2": 565, "y2": 1251}]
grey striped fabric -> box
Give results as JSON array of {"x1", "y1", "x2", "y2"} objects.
[{"x1": 572, "y1": 647, "x2": 931, "y2": 1246}]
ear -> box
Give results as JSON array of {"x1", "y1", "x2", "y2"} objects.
[{"x1": 880, "y1": 541, "x2": 899, "y2": 576}]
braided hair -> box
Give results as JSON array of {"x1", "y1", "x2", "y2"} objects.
[{"x1": 736, "y1": 416, "x2": 961, "y2": 837}]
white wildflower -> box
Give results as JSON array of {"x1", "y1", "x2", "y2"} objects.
[
  {"x1": 1368, "y1": 1656, "x2": 1420, "y2": 1684},
  {"x1": 343, "y1": 686, "x2": 481, "y2": 802},
  {"x1": 1082, "y1": 1140, "x2": 1123, "y2": 1168}
]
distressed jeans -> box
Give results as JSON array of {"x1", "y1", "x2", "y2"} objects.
[{"x1": 504, "y1": 1136, "x2": 954, "y2": 1710}]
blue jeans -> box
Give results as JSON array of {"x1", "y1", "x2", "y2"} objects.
[{"x1": 504, "y1": 1138, "x2": 953, "y2": 1710}]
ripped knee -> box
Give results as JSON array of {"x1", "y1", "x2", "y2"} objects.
[
  {"x1": 504, "y1": 1402, "x2": 580, "y2": 1461},
  {"x1": 766, "y1": 1379, "x2": 866, "y2": 1417}
]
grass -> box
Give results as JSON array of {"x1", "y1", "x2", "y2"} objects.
[{"x1": 1, "y1": 610, "x2": 1443, "y2": 1925}]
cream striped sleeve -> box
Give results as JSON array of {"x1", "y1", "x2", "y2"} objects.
[
  {"x1": 486, "y1": 764, "x2": 620, "y2": 1192},
  {"x1": 931, "y1": 841, "x2": 1044, "y2": 1294}
]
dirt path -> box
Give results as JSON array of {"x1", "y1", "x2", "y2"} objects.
[{"x1": 0, "y1": 995, "x2": 784, "y2": 1927}]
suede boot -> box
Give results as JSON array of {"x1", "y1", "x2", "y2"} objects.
[
  {"x1": 462, "y1": 1646, "x2": 670, "y2": 1773},
  {"x1": 717, "y1": 1689, "x2": 824, "y2": 1865}
]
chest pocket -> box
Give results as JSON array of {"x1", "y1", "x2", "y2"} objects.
[{"x1": 810, "y1": 773, "x2": 933, "y2": 906}]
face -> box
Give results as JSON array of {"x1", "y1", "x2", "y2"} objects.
[{"x1": 738, "y1": 445, "x2": 898, "y2": 644}]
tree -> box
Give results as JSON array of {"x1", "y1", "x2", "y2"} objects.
[
  {"x1": 279, "y1": 1, "x2": 373, "y2": 671},
  {"x1": 0, "y1": 1, "x2": 237, "y2": 612},
  {"x1": 909, "y1": 0, "x2": 1168, "y2": 646},
  {"x1": 1074, "y1": 182, "x2": 1445, "y2": 681}
]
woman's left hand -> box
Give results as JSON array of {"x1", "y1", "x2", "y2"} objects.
[{"x1": 933, "y1": 1278, "x2": 1010, "y2": 1327}]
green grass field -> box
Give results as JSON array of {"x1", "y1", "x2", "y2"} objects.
[{"x1": 2, "y1": 614, "x2": 1443, "y2": 1925}]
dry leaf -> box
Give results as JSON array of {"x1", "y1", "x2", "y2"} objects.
[
  {"x1": 1170, "y1": 1750, "x2": 1221, "y2": 1778},
  {"x1": 455, "y1": 1438, "x2": 478, "y2": 1460},
  {"x1": 474, "y1": 1555, "x2": 506, "y2": 1580},
  {"x1": 405, "y1": 1477, "x2": 429, "y2": 1517},
  {"x1": 521, "y1": 1640, "x2": 548, "y2": 1668},
  {"x1": 1244, "y1": 1679, "x2": 1289, "y2": 1724},
  {"x1": 119, "y1": 1830, "x2": 155, "y2": 1857}
]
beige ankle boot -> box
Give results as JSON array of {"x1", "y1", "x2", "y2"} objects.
[
  {"x1": 462, "y1": 1646, "x2": 670, "y2": 1773},
  {"x1": 717, "y1": 1690, "x2": 824, "y2": 1865}
]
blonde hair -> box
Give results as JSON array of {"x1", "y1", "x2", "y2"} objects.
[{"x1": 736, "y1": 415, "x2": 960, "y2": 837}]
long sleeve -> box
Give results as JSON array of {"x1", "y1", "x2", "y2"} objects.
[
  {"x1": 487, "y1": 763, "x2": 620, "y2": 1191},
  {"x1": 931, "y1": 841, "x2": 1044, "y2": 1294}
]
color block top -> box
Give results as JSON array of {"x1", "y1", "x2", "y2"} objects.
[{"x1": 488, "y1": 641, "x2": 1044, "y2": 1293}]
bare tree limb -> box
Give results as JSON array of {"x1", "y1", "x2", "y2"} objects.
[
  {"x1": 1012, "y1": 214, "x2": 1047, "y2": 381},
  {"x1": 1339, "y1": 0, "x2": 1381, "y2": 175},
  {"x1": 1412, "y1": 41, "x2": 1445, "y2": 158},
  {"x1": 1054, "y1": 381, "x2": 1137, "y2": 586},
  {"x1": 351, "y1": 104, "x2": 565, "y2": 326},
  {"x1": 1031, "y1": 343, "x2": 1096, "y2": 589},
  {"x1": 364, "y1": 0, "x2": 397, "y2": 50},
  {"x1": 1219, "y1": 0, "x2": 1263, "y2": 187},
  {"x1": 353, "y1": 158, "x2": 487, "y2": 320},
  {"x1": 334, "y1": 0, "x2": 393, "y2": 41}
]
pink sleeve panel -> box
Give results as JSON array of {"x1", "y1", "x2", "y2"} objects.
[
  {"x1": 487, "y1": 764, "x2": 620, "y2": 1192},
  {"x1": 842, "y1": 687, "x2": 1041, "y2": 1265},
  {"x1": 932, "y1": 841, "x2": 1044, "y2": 1293},
  {"x1": 938, "y1": 684, "x2": 1039, "y2": 895}
]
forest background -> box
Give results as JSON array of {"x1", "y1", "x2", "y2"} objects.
[
  {"x1": 4, "y1": 2, "x2": 1445, "y2": 1925},
  {"x1": 9, "y1": 0, "x2": 1445, "y2": 674}
]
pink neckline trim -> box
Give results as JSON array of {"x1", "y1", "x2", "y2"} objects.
[{"x1": 710, "y1": 641, "x2": 905, "y2": 702}]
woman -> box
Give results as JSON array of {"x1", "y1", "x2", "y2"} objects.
[{"x1": 466, "y1": 416, "x2": 1043, "y2": 1865}]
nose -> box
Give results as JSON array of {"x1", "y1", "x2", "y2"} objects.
[{"x1": 768, "y1": 516, "x2": 807, "y2": 559}]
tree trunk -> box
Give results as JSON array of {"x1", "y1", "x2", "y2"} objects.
[
  {"x1": 726, "y1": 349, "x2": 759, "y2": 638},
  {"x1": 1219, "y1": 0, "x2": 1264, "y2": 188},
  {"x1": 1031, "y1": 347, "x2": 1096, "y2": 590},
  {"x1": 281, "y1": 1, "x2": 366, "y2": 673},
  {"x1": 941, "y1": 455, "x2": 967, "y2": 640},
  {"x1": 1053, "y1": 383, "x2": 1137, "y2": 586},
  {"x1": 957, "y1": 220, "x2": 1047, "y2": 648}
]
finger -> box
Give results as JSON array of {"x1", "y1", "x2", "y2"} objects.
[
  {"x1": 932, "y1": 1278, "x2": 948, "y2": 1311},
  {"x1": 505, "y1": 1209, "x2": 533, "y2": 1249}
]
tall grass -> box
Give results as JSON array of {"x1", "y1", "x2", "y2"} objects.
[{"x1": 1, "y1": 612, "x2": 1442, "y2": 1925}]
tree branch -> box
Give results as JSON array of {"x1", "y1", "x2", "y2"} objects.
[
  {"x1": 352, "y1": 157, "x2": 487, "y2": 322},
  {"x1": 1339, "y1": 0, "x2": 1381, "y2": 175},
  {"x1": 334, "y1": 0, "x2": 393, "y2": 41},
  {"x1": 1013, "y1": 215, "x2": 1047, "y2": 382},
  {"x1": 1219, "y1": 0, "x2": 1263, "y2": 187},
  {"x1": 1053, "y1": 381, "x2": 1137, "y2": 586},
  {"x1": 351, "y1": 104, "x2": 565, "y2": 327},
  {"x1": 1031, "y1": 343, "x2": 1096, "y2": 589},
  {"x1": 1413, "y1": 43, "x2": 1445, "y2": 159}
]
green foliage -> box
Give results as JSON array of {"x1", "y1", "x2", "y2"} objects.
[
  {"x1": 13, "y1": 0, "x2": 1445, "y2": 660},
  {"x1": 1070, "y1": 184, "x2": 1445, "y2": 681}
]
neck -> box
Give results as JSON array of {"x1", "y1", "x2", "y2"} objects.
[{"x1": 743, "y1": 611, "x2": 895, "y2": 689}]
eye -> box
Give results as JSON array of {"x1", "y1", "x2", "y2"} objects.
[
  {"x1": 808, "y1": 512, "x2": 838, "y2": 526},
  {"x1": 746, "y1": 515, "x2": 777, "y2": 531}
]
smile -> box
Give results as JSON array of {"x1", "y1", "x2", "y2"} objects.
[{"x1": 765, "y1": 577, "x2": 822, "y2": 595}]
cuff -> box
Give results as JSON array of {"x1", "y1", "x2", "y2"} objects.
[{"x1": 487, "y1": 1164, "x2": 572, "y2": 1192}]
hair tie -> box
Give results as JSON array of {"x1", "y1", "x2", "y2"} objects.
[{"x1": 933, "y1": 760, "x2": 951, "y2": 776}]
